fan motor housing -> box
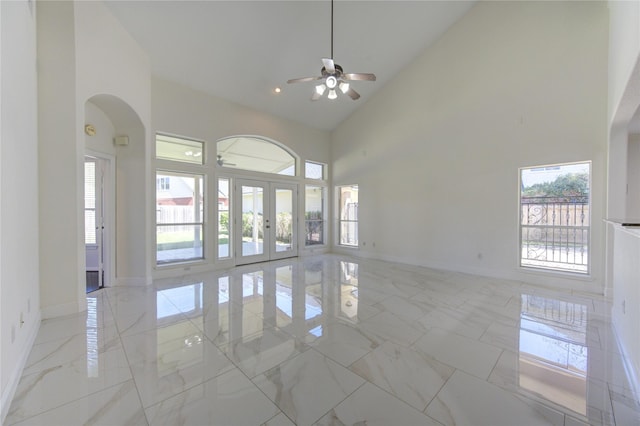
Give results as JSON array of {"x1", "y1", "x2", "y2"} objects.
[{"x1": 321, "y1": 64, "x2": 344, "y2": 77}]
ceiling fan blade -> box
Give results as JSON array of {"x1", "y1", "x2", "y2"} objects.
[
  {"x1": 287, "y1": 76, "x2": 321, "y2": 84},
  {"x1": 322, "y1": 58, "x2": 336, "y2": 74},
  {"x1": 311, "y1": 91, "x2": 323, "y2": 101},
  {"x1": 343, "y1": 73, "x2": 376, "y2": 81},
  {"x1": 345, "y1": 87, "x2": 360, "y2": 100}
]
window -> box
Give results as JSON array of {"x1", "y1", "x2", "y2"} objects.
[
  {"x1": 156, "y1": 177, "x2": 170, "y2": 191},
  {"x1": 519, "y1": 162, "x2": 590, "y2": 274},
  {"x1": 217, "y1": 136, "x2": 296, "y2": 175},
  {"x1": 156, "y1": 134, "x2": 204, "y2": 165},
  {"x1": 305, "y1": 161, "x2": 324, "y2": 180},
  {"x1": 155, "y1": 133, "x2": 206, "y2": 264},
  {"x1": 84, "y1": 160, "x2": 96, "y2": 244},
  {"x1": 156, "y1": 172, "x2": 204, "y2": 264},
  {"x1": 338, "y1": 185, "x2": 359, "y2": 247},
  {"x1": 305, "y1": 185, "x2": 325, "y2": 246}
]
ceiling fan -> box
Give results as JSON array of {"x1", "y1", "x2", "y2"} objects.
[
  {"x1": 287, "y1": 0, "x2": 376, "y2": 101},
  {"x1": 217, "y1": 155, "x2": 236, "y2": 166}
]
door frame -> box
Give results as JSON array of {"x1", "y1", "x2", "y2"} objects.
[
  {"x1": 233, "y1": 178, "x2": 298, "y2": 266},
  {"x1": 85, "y1": 150, "x2": 115, "y2": 287}
]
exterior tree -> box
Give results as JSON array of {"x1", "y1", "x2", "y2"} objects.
[{"x1": 523, "y1": 173, "x2": 588, "y2": 198}]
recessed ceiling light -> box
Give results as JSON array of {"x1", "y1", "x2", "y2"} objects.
[{"x1": 274, "y1": 87, "x2": 282, "y2": 94}]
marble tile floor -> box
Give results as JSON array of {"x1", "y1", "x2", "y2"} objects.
[{"x1": 5, "y1": 254, "x2": 640, "y2": 425}]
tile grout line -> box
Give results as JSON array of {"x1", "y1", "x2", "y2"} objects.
[{"x1": 105, "y1": 289, "x2": 151, "y2": 426}]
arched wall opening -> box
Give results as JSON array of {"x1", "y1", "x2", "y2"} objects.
[{"x1": 83, "y1": 94, "x2": 148, "y2": 290}]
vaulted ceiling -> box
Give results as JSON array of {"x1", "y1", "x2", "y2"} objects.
[{"x1": 105, "y1": 1, "x2": 475, "y2": 131}]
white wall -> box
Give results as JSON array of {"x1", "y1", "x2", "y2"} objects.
[
  {"x1": 607, "y1": 0, "x2": 640, "y2": 402},
  {"x1": 85, "y1": 102, "x2": 117, "y2": 157},
  {"x1": 1, "y1": 0, "x2": 3, "y2": 413},
  {"x1": 38, "y1": 0, "x2": 152, "y2": 317},
  {"x1": 152, "y1": 77, "x2": 330, "y2": 166},
  {"x1": 610, "y1": 225, "x2": 640, "y2": 399},
  {"x1": 332, "y1": 1, "x2": 608, "y2": 293},
  {"x1": 37, "y1": 1, "x2": 82, "y2": 318},
  {"x1": 608, "y1": 0, "x2": 640, "y2": 126},
  {"x1": 1, "y1": 0, "x2": 41, "y2": 420},
  {"x1": 114, "y1": 123, "x2": 148, "y2": 283},
  {"x1": 607, "y1": 1, "x2": 640, "y2": 220}
]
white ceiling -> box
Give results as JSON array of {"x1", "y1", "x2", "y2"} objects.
[{"x1": 105, "y1": 1, "x2": 475, "y2": 131}]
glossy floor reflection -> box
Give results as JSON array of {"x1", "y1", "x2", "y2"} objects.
[{"x1": 6, "y1": 255, "x2": 640, "y2": 425}]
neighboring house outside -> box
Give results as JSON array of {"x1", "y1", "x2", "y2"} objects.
[
  {"x1": 156, "y1": 175, "x2": 195, "y2": 206},
  {"x1": 218, "y1": 188, "x2": 229, "y2": 209}
]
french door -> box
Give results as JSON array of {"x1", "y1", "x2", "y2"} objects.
[{"x1": 234, "y1": 179, "x2": 297, "y2": 265}]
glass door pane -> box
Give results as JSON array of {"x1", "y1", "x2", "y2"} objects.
[
  {"x1": 236, "y1": 180, "x2": 269, "y2": 265},
  {"x1": 275, "y1": 188, "x2": 293, "y2": 253},
  {"x1": 218, "y1": 178, "x2": 230, "y2": 259},
  {"x1": 242, "y1": 185, "x2": 264, "y2": 256},
  {"x1": 270, "y1": 183, "x2": 297, "y2": 260}
]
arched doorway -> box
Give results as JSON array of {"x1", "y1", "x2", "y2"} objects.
[{"x1": 84, "y1": 94, "x2": 147, "y2": 289}]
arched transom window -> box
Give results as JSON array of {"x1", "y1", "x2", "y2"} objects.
[{"x1": 216, "y1": 136, "x2": 296, "y2": 176}]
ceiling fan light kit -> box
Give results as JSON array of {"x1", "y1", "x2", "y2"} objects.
[{"x1": 287, "y1": 0, "x2": 376, "y2": 101}]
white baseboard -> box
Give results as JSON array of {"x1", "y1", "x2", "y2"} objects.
[
  {"x1": 1, "y1": 311, "x2": 41, "y2": 424},
  {"x1": 613, "y1": 323, "x2": 640, "y2": 405},
  {"x1": 337, "y1": 248, "x2": 605, "y2": 296}
]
